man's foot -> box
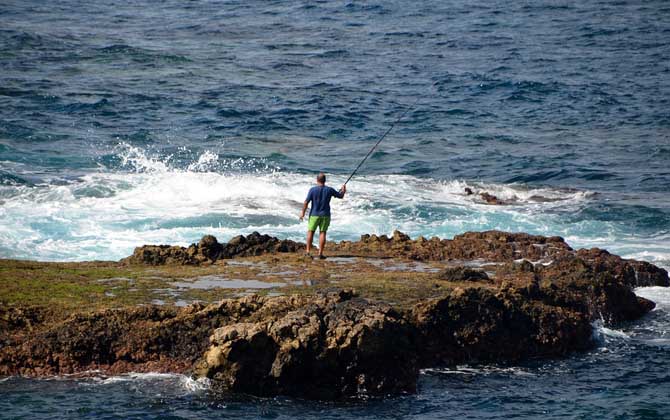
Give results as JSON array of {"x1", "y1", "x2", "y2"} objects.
[
  {"x1": 304, "y1": 252, "x2": 313, "y2": 259},
  {"x1": 318, "y1": 254, "x2": 327, "y2": 260}
]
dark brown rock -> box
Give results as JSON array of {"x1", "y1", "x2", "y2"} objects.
[
  {"x1": 122, "y1": 232, "x2": 305, "y2": 265},
  {"x1": 480, "y1": 192, "x2": 505, "y2": 205},
  {"x1": 0, "y1": 297, "x2": 269, "y2": 376},
  {"x1": 195, "y1": 292, "x2": 418, "y2": 399},
  {"x1": 334, "y1": 230, "x2": 574, "y2": 262},
  {"x1": 3, "y1": 230, "x2": 668, "y2": 401},
  {"x1": 392, "y1": 230, "x2": 411, "y2": 242},
  {"x1": 412, "y1": 287, "x2": 593, "y2": 366},
  {"x1": 437, "y1": 266, "x2": 490, "y2": 282}
]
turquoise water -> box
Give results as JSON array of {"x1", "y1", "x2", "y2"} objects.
[{"x1": 1, "y1": 0, "x2": 669, "y2": 417}]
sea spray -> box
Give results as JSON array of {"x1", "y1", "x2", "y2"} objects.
[{"x1": 1, "y1": 144, "x2": 669, "y2": 266}]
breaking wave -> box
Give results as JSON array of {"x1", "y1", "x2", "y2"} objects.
[
  {"x1": 0, "y1": 143, "x2": 667, "y2": 267},
  {"x1": 588, "y1": 287, "x2": 670, "y2": 349},
  {"x1": 82, "y1": 372, "x2": 210, "y2": 393}
]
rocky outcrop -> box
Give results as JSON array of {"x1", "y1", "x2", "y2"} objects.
[
  {"x1": 194, "y1": 290, "x2": 417, "y2": 399},
  {"x1": 1, "y1": 230, "x2": 668, "y2": 400},
  {"x1": 0, "y1": 297, "x2": 270, "y2": 376},
  {"x1": 123, "y1": 230, "x2": 575, "y2": 266},
  {"x1": 336, "y1": 230, "x2": 573, "y2": 261},
  {"x1": 412, "y1": 287, "x2": 593, "y2": 366},
  {"x1": 574, "y1": 247, "x2": 669, "y2": 288},
  {"x1": 122, "y1": 232, "x2": 304, "y2": 265},
  {"x1": 0, "y1": 290, "x2": 418, "y2": 398},
  {"x1": 121, "y1": 230, "x2": 670, "y2": 293},
  {"x1": 533, "y1": 254, "x2": 661, "y2": 324}
]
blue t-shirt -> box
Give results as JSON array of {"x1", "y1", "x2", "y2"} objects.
[{"x1": 305, "y1": 185, "x2": 343, "y2": 217}]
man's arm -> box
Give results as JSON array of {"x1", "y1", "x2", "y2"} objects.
[
  {"x1": 300, "y1": 189, "x2": 312, "y2": 221},
  {"x1": 299, "y1": 200, "x2": 309, "y2": 221},
  {"x1": 334, "y1": 184, "x2": 346, "y2": 199}
]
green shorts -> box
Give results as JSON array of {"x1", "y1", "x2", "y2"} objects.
[{"x1": 307, "y1": 216, "x2": 330, "y2": 232}]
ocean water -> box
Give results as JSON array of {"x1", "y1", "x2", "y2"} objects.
[{"x1": 1, "y1": 0, "x2": 669, "y2": 418}]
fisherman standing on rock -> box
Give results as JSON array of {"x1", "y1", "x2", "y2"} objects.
[{"x1": 299, "y1": 173, "x2": 346, "y2": 259}]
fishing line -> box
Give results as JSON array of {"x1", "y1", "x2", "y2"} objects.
[{"x1": 342, "y1": 81, "x2": 437, "y2": 187}]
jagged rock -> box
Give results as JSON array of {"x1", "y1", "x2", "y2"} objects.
[
  {"x1": 575, "y1": 247, "x2": 669, "y2": 287},
  {"x1": 412, "y1": 287, "x2": 593, "y2": 366},
  {"x1": 0, "y1": 296, "x2": 270, "y2": 376},
  {"x1": 124, "y1": 244, "x2": 199, "y2": 265},
  {"x1": 534, "y1": 254, "x2": 661, "y2": 324},
  {"x1": 333, "y1": 230, "x2": 575, "y2": 261},
  {"x1": 122, "y1": 232, "x2": 304, "y2": 265},
  {"x1": 198, "y1": 235, "x2": 223, "y2": 261},
  {"x1": 195, "y1": 292, "x2": 417, "y2": 399},
  {"x1": 392, "y1": 230, "x2": 411, "y2": 242}
]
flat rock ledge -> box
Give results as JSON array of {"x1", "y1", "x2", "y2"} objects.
[{"x1": 2, "y1": 231, "x2": 668, "y2": 400}]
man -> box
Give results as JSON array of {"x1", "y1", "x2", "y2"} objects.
[{"x1": 299, "y1": 172, "x2": 346, "y2": 259}]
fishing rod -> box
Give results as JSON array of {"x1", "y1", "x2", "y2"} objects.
[{"x1": 342, "y1": 82, "x2": 436, "y2": 187}]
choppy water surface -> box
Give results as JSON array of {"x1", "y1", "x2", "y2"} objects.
[
  {"x1": 1, "y1": 0, "x2": 669, "y2": 418},
  {"x1": 2, "y1": 0, "x2": 669, "y2": 267}
]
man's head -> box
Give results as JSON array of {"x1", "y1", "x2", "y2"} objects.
[{"x1": 316, "y1": 172, "x2": 326, "y2": 184}]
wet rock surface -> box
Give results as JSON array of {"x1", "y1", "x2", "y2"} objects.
[{"x1": 1, "y1": 230, "x2": 669, "y2": 400}]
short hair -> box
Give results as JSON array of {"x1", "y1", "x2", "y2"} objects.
[{"x1": 317, "y1": 172, "x2": 326, "y2": 183}]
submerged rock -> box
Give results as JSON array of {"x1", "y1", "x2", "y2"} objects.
[
  {"x1": 464, "y1": 187, "x2": 507, "y2": 205},
  {"x1": 479, "y1": 192, "x2": 505, "y2": 205}
]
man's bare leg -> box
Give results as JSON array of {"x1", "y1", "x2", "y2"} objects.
[
  {"x1": 318, "y1": 232, "x2": 327, "y2": 257},
  {"x1": 306, "y1": 230, "x2": 315, "y2": 255}
]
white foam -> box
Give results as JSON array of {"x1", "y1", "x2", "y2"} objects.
[
  {"x1": 117, "y1": 143, "x2": 172, "y2": 173},
  {"x1": 635, "y1": 286, "x2": 670, "y2": 311},
  {"x1": 438, "y1": 179, "x2": 593, "y2": 208},
  {"x1": 421, "y1": 365, "x2": 536, "y2": 377},
  {"x1": 642, "y1": 338, "x2": 670, "y2": 346},
  {"x1": 598, "y1": 325, "x2": 631, "y2": 340},
  {"x1": 180, "y1": 375, "x2": 211, "y2": 392},
  {"x1": 590, "y1": 319, "x2": 631, "y2": 350},
  {"x1": 0, "y1": 143, "x2": 667, "y2": 266},
  {"x1": 85, "y1": 372, "x2": 210, "y2": 393},
  {"x1": 95, "y1": 372, "x2": 178, "y2": 384}
]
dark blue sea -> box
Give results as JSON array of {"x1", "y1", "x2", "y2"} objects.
[{"x1": 1, "y1": 0, "x2": 669, "y2": 418}]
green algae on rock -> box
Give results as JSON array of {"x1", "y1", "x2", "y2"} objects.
[{"x1": 1, "y1": 231, "x2": 668, "y2": 400}]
